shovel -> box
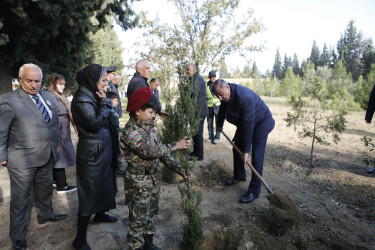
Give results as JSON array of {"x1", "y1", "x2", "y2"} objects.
[{"x1": 221, "y1": 130, "x2": 274, "y2": 195}]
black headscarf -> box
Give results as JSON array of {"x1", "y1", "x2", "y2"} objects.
[{"x1": 76, "y1": 63, "x2": 105, "y2": 101}]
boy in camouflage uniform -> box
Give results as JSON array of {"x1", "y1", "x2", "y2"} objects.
[{"x1": 120, "y1": 87, "x2": 191, "y2": 250}]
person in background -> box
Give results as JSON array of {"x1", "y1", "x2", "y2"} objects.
[
  {"x1": 47, "y1": 74, "x2": 77, "y2": 194},
  {"x1": 0, "y1": 63, "x2": 67, "y2": 250},
  {"x1": 120, "y1": 87, "x2": 191, "y2": 250},
  {"x1": 212, "y1": 79, "x2": 275, "y2": 204},
  {"x1": 105, "y1": 65, "x2": 123, "y2": 118},
  {"x1": 150, "y1": 77, "x2": 161, "y2": 112},
  {"x1": 206, "y1": 70, "x2": 221, "y2": 144},
  {"x1": 107, "y1": 91, "x2": 125, "y2": 176},
  {"x1": 365, "y1": 84, "x2": 375, "y2": 174},
  {"x1": 127, "y1": 60, "x2": 168, "y2": 117},
  {"x1": 71, "y1": 64, "x2": 119, "y2": 250},
  {"x1": 187, "y1": 63, "x2": 208, "y2": 161}
]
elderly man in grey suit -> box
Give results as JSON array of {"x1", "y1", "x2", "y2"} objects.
[{"x1": 0, "y1": 63, "x2": 67, "y2": 250}]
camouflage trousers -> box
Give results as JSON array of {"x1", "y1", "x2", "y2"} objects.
[{"x1": 125, "y1": 172, "x2": 160, "y2": 250}]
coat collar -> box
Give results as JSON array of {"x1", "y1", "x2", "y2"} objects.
[{"x1": 16, "y1": 88, "x2": 51, "y2": 125}]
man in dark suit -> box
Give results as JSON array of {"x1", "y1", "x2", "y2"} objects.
[
  {"x1": 150, "y1": 77, "x2": 162, "y2": 113},
  {"x1": 105, "y1": 65, "x2": 123, "y2": 118},
  {"x1": 187, "y1": 63, "x2": 208, "y2": 161},
  {"x1": 0, "y1": 63, "x2": 67, "y2": 250},
  {"x1": 365, "y1": 84, "x2": 375, "y2": 173},
  {"x1": 212, "y1": 79, "x2": 275, "y2": 203}
]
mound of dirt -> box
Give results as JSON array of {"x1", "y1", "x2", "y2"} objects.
[{"x1": 195, "y1": 159, "x2": 232, "y2": 187}]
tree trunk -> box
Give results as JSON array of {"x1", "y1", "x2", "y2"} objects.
[{"x1": 0, "y1": 64, "x2": 13, "y2": 94}]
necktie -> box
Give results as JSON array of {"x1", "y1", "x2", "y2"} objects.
[{"x1": 32, "y1": 95, "x2": 51, "y2": 124}]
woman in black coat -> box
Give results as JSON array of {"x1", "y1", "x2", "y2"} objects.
[{"x1": 71, "y1": 64, "x2": 119, "y2": 250}]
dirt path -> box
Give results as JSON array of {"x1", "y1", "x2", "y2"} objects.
[{"x1": 1, "y1": 97, "x2": 375, "y2": 249}]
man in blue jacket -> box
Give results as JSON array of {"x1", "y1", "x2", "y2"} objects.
[{"x1": 211, "y1": 79, "x2": 275, "y2": 203}]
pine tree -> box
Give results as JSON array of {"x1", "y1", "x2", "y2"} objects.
[
  {"x1": 272, "y1": 47, "x2": 282, "y2": 79},
  {"x1": 281, "y1": 54, "x2": 293, "y2": 79},
  {"x1": 280, "y1": 67, "x2": 302, "y2": 97},
  {"x1": 309, "y1": 40, "x2": 320, "y2": 69},
  {"x1": 320, "y1": 43, "x2": 331, "y2": 67},
  {"x1": 337, "y1": 20, "x2": 364, "y2": 82},
  {"x1": 159, "y1": 65, "x2": 204, "y2": 250},
  {"x1": 285, "y1": 76, "x2": 347, "y2": 167},
  {"x1": 251, "y1": 61, "x2": 260, "y2": 78},
  {"x1": 361, "y1": 39, "x2": 375, "y2": 80},
  {"x1": 355, "y1": 64, "x2": 375, "y2": 109},
  {"x1": 292, "y1": 53, "x2": 300, "y2": 76},
  {"x1": 300, "y1": 59, "x2": 307, "y2": 77}
]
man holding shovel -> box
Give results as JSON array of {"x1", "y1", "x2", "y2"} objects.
[{"x1": 211, "y1": 79, "x2": 275, "y2": 203}]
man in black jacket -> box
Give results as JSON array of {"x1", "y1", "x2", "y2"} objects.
[
  {"x1": 127, "y1": 60, "x2": 167, "y2": 116},
  {"x1": 187, "y1": 63, "x2": 208, "y2": 161}
]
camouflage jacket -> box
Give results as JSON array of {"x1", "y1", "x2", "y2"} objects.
[{"x1": 120, "y1": 117, "x2": 184, "y2": 176}]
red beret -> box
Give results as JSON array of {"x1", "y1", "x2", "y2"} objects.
[{"x1": 126, "y1": 87, "x2": 153, "y2": 112}]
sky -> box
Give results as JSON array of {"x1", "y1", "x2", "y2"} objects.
[{"x1": 114, "y1": 0, "x2": 375, "y2": 75}]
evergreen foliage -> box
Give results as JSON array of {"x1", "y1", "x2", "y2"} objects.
[
  {"x1": 272, "y1": 47, "x2": 282, "y2": 79},
  {"x1": 0, "y1": 0, "x2": 139, "y2": 93},
  {"x1": 320, "y1": 43, "x2": 331, "y2": 67},
  {"x1": 280, "y1": 67, "x2": 301, "y2": 97},
  {"x1": 159, "y1": 65, "x2": 204, "y2": 249},
  {"x1": 337, "y1": 20, "x2": 365, "y2": 82},
  {"x1": 251, "y1": 61, "x2": 260, "y2": 78},
  {"x1": 292, "y1": 53, "x2": 300, "y2": 76},
  {"x1": 281, "y1": 54, "x2": 293, "y2": 79},
  {"x1": 309, "y1": 40, "x2": 320, "y2": 69},
  {"x1": 355, "y1": 64, "x2": 375, "y2": 109},
  {"x1": 362, "y1": 136, "x2": 375, "y2": 169},
  {"x1": 284, "y1": 66, "x2": 347, "y2": 167},
  {"x1": 87, "y1": 23, "x2": 124, "y2": 72}
]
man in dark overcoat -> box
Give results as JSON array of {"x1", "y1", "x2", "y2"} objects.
[
  {"x1": 212, "y1": 79, "x2": 275, "y2": 203},
  {"x1": 187, "y1": 63, "x2": 208, "y2": 161},
  {"x1": 0, "y1": 63, "x2": 66, "y2": 250}
]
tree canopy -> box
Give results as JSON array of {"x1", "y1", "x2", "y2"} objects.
[
  {"x1": 134, "y1": 0, "x2": 264, "y2": 81},
  {"x1": 0, "y1": 0, "x2": 139, "y2": 93}
]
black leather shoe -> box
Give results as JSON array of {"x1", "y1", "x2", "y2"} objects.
[
  {"x1": 12, "y1": 239, "x2": 27, "y2": 250},
  {"x1": 367, "y1": 167, "x2": 375, "y2": 174},
  {"x1": 239, "y1": 192, "x2": 259, "y2": 203},
  {"x1": 37, "y1": 213, "x2": 68, "y2": 224},
  {"x1": 93, "y1": 213, "x2": 118, "y2": 223},
  {"x1": 225, "y1": 178, "x2": 246, "y2": 185},
  {"x1": 72, "y1": 238, "x2": 91, "y2": 250}
]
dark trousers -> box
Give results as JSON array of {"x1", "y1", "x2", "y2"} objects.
[
  {"x1": 207, "y1": 107, "x2": 221, "y2": 141},
  {"x1": 53, "y1": 168, "x2": 67, "y2": 189},
  {"x1": 7, "y1": 156, "x2": 54, "y2": 240},
  {"x1": 192, "y1": 117, "x2": 205, "y2": 159},
  {"x1": 233, "y1": 132, "x2": 268, "y2": 196}
]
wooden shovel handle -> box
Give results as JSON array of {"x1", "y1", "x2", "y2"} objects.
[{"x1": 221, "y1": 130, "x2": 274, "y2": 195}]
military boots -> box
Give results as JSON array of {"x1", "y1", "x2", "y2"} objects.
[{"x1": 143, "y1": 234, "x2": 161, "y2": 250}]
